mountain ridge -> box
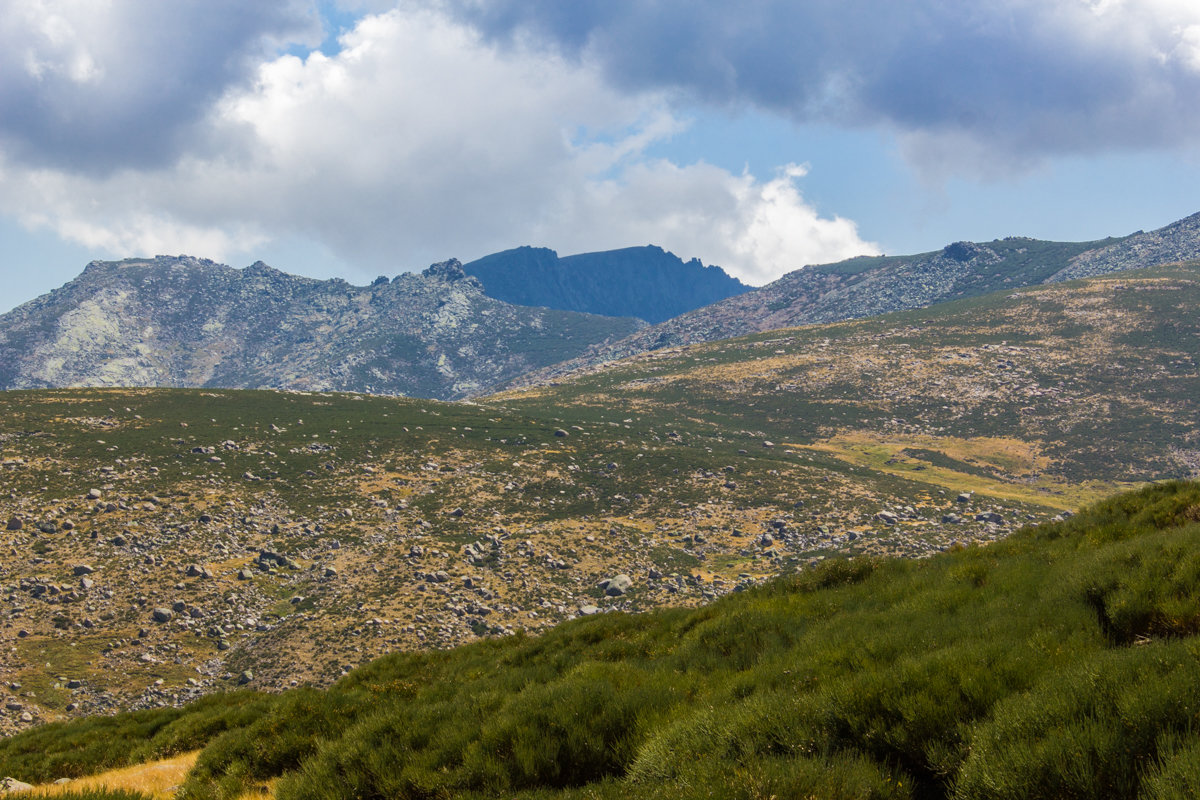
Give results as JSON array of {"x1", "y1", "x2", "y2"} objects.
[
  {"x1": 0, "y1": 255, "x2": 643, "y2": 399},
  {"x1": 511, "y1": 211, "x2": 1200, "y2": 386},
  {"x1": 462, "y1": 244, "x2": 749, "y2": 324}
]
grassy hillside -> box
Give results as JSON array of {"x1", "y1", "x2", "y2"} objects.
[
  {"x1": 502, "y1": 261, "x2": 1200, "y2": 486},
  {"x1": 3, "y1": 480, "x2": 1200, "y2": 799},
  {"x1": 2, "y1": 263, "x2": 1198, "y2": 734}
]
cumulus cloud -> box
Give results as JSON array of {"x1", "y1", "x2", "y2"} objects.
[
  {"x1": 0, "y1": 6, "x2": 876, "y2": 284},
  {"x1": 0, "y1": 0, "x2": 318, "y2": 170},
  {"x1": 444, "y1": 0, "x2": 1200, "y2": 167}
]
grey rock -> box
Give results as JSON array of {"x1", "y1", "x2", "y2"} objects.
[
  {"x1": 151, "y1": 607, "x2": 174, "y2": 623},
  {"x1": 72, "y1": 565, "x2": 95, "y2": 576},
  {"x1": 5, "y1": 517, "x2": 22, "y2": 531},
  {"x1": 601, "y1": 574, "x2": 633, "y2": 597},
  {"x1": 1, "y1": 777, "x2": 34, "y2": 793}
]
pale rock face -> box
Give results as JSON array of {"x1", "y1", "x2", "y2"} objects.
[{"x1": 0, "y1": 256, "x2": 645, "y2": 400}]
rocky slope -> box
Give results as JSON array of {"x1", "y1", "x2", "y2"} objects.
[
  {"x1": 516, "y1": 211, "x2": 1200, "y2": 384},
  {"x1": 462, "y1": 245, "x2": 749, "y2": 324},
  {"x1": 0, "y1": 256, "x2": 643, "y2": 400},
  {"x1": 1048, "y1": 210, "x2": 1200, "y2": 282},
  {"x1": 2, "y1": 262, "x2": 1198, "y2": 733}
]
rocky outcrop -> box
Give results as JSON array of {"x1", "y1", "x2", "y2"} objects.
[
  {"x1": 0, "y1": 256, "x2": 643, "y2": 400},
  {"x1": 1048, "y1": 211, "x2": 1200, "y2": 283}
]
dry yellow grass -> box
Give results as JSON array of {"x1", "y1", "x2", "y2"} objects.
[
  {"x1": 790, "y1": 433, "x2": 1136, "y2": 510},
  {"x1": 31, "y1": 751, "x2": 199, "y2": 799}
]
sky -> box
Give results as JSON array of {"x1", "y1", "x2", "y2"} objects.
[{"x1": 1, "y1": 0, "x2": 1199, "y2": 314}]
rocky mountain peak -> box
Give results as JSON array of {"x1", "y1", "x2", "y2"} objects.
[
  {"x1": 0, "y1": 256, "x2": 642, "y2": 399},
  {"x1": 422, "y1": 258, "x2": 468, "y2": 282}
]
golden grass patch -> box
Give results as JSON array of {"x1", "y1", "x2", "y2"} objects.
[
  {"x1": 791, "y1": 432, "x2": 1136, "y2": 511},
  {"x1": 31, "y1": 751, "x2": 199, "y2": 799}
]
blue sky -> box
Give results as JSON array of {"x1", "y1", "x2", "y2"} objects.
[{"x1": 2, "y1": 0, "x2": 1199, "y2": 314}]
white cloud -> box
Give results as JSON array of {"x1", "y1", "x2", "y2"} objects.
[
  {"x1": 0, "y1": 0, "x2": 318, "y2": 169},
  {"x1": 0, "y1": 5, "x2": 876, "y2": 285}
]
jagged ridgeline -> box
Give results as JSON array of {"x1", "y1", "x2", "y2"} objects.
[
  {"x1": 0, "y1": 256, "x2": 644, "y2": 400},
  {"x1": 525, "y1": 210, "x2": 1200, "y2": 379},
  {"x1": 3, "y1": 480, "x2": 1200, "y2": 799}
]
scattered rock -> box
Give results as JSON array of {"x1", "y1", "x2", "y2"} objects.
[
  {"x1": 600, "y1": 574, "x2": 633, "y2": 597},
  {"x1": 86, "y1": 488, "x2": 102, "y2": 500},
  {"x1": 1, "y1": 777, "x2": 34, "y2": 793},
  {"x1": 151, "y1": 608, "x2": 174, "y2": 623},
  {"x1": 5, "y1": 517, "x2": 22, "y2": 532},
  {"x1": 72, "y1": 565, "x2": 95, "y2": 576}
]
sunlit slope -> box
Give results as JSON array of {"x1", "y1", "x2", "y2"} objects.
[
  {"x1": 501, "y1": 261, "x2": 1200, "y2": 490},
  {"x1": 1, "y1": 263, "x2": 1197, "y2": 733},
  {"x1": 3, "y1": 481, "x2": 1200, "y2": 799}
]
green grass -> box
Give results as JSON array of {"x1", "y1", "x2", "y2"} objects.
[{"x1": 5, "y1": 481, "x2": 1200, "y2": 799}]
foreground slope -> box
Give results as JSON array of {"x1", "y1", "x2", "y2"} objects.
[
  {"x1": 524, "y1": 210, "x2": 1200, "y2": 380},
  {"x1": 0, "y1": 263, "x2": 1197, "y2": 735},
  {"x1": 4, "y1": 480, "x2": 1200, "y2": 800},
  {"x1": 462, "y1": 245, "x2": 749, "y2": 323},
  {"x1": 0, "y1": 256, "x2": 642, "y2": 400}
]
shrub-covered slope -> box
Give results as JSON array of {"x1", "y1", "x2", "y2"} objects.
[
  {"x1": 5, "y1": 480, "x2": 1200, "y2": 800},
  {"x1": 2, "y1": 264, "x2": 1198, "y2": 733}
]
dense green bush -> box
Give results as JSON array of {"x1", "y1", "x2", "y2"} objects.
[{"x1": 7, "y1": 481, "x2": 1200, "y2": 800}]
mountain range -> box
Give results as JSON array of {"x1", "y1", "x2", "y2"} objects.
[
  {"x1": 3, "y1": 213, "x2": 1198, "y2": 399},
  {"x1": 0, "y1": 256, "x2": 642, "y2": 400},
  {"x1": 520, "y1": 211, "x2": 1200, "y2": 381},
  {"x1": 3, "y1": 214, "x2": 1200, "y2": 797}
]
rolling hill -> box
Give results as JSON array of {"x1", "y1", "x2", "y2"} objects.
[{"x1": 1, "y1": 261, "x2": 1197, "y2": 740}]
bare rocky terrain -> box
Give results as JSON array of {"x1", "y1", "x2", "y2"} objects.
[{"x1": 0, "y1": 257, "x2": 642, "y2": 400}]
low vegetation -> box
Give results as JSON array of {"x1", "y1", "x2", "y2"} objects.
[{"x1": 4, "y1": 480, "x2": 1200, "y2": 799}]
